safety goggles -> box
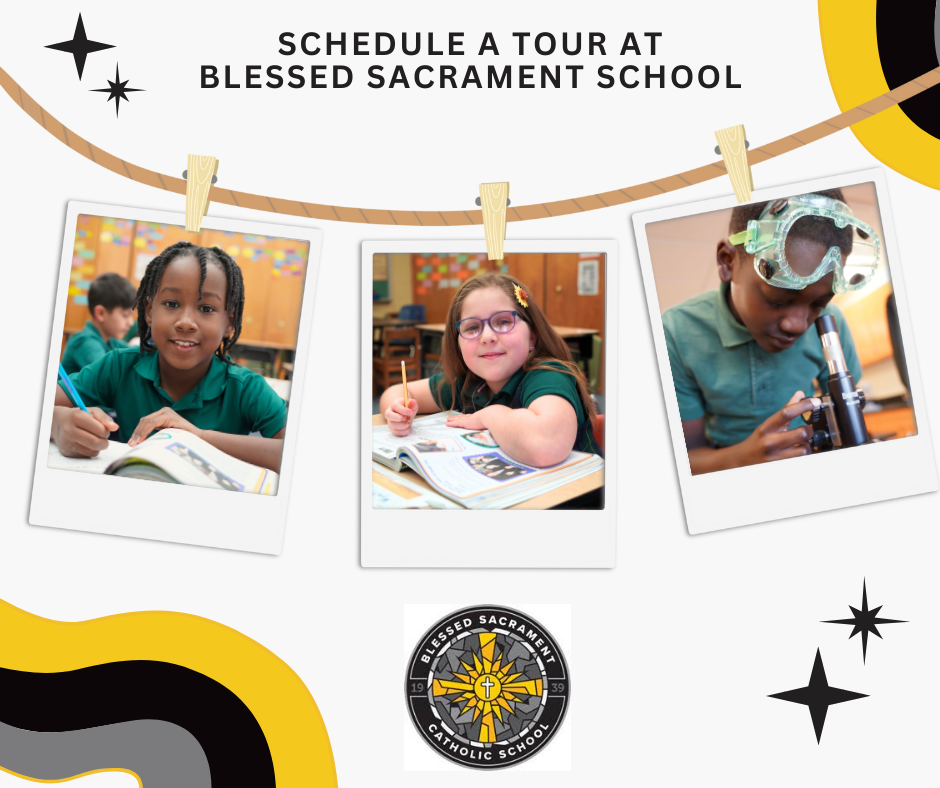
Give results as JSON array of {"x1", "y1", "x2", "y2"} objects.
[
  {"x1": 729, "y1": 193, "x2": 880, "y2": 293},
  {"x1": 455, "y1": 310, "x2": 519, "y2": 340}
]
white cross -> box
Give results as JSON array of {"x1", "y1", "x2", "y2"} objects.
[{"x1": 481, "y1": 676, "x2": 495, "y2": 699}]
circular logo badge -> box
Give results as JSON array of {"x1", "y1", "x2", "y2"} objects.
[{"x1": 405, "y1": 605, "x2": 570, "y2": 769}]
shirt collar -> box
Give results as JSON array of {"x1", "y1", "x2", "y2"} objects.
[
  {"x1": 85, "y1": 321, "x2": 107, "y2": 344},
  {"x1": 716, "y1": 281, "x2": 755, "y2": 348},
  {"x1": 133, "y1": 350, "x2": 229, "y2": 407},
  {"x1": 479, "y1": 367, "x2": 526, "y2": 405}
]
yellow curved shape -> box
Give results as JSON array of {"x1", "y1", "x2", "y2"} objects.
[
  {"x1": 0, "y1": 765, "x2": 141, "y2": 786},
  {"x1": 0, "y1": 599, "x2": 336, "y2": 787},
  {"x1": 819, "y1": 1, "x2": 940, "y2": 189}
]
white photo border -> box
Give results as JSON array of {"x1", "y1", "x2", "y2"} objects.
[
  {"x1": 632, "y1": 168, "x2": 938, "y2": 534},
  {"x1": 29, "y1": 201, "x2": 323, "y2": 554},
  {"x1": 361, "y1": 240, "x2": 618, "y2": 568}
]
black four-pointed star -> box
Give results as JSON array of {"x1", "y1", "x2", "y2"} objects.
[
  {"x1": 769, "y1": 649, "x2": 867, "y2": 743},
  {"x1": 45, "y1": 13, "x2": 114, "y2": 80},
  {"x1": 823, "y1": 579, "x2": 906, "y2": 664},
  {"x1": 90, "y1": 64, "x2": 144, "y2": 118}
]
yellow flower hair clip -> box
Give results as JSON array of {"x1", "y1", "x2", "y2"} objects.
[{"x1": 513, "y1": 283, "x2": 529, "y2": 308}]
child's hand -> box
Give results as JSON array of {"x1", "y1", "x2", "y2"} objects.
[
  {"x1": 446, "y1": 410, "x2": 487, "y2": 431},
  {"x1": 52, "y1": 406, "x2": 118, "y2": 458},
  {"x1": 385, "y1": 397, "x2": 418, "y2": 437},
  {"x1": 128, "y1": 408, "x2": 202, "y2": 447},
  {"x1": 740, "y1": 390, "x2": 820, "y2": 465}
]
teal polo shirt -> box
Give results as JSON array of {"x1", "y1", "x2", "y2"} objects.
[
  {"x1": 429, "y1": 364, "x2": 586, "y2": 427},
  {"x1": 61, "y1": 321, "x2": 127, "y2": 375},
  {"x1": 59, "y1": 347, "x2": 288, "y2": 443},
  {"x1": 663, "y1": 282, "x2": 862, "y2": 448}
]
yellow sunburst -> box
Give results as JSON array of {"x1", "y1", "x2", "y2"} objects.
[{"x1": 431, "y1": 633, "x2": 543, "y2": 743}]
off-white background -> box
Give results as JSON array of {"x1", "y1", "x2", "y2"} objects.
[{"x1": 1, "y1": 2, "x2": 938, "y2": 785}]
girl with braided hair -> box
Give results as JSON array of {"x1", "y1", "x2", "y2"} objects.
[{"x1": 51, "y1": 242, "x2": 288, "y2": 474}]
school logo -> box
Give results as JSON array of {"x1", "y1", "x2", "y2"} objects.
[{"x1": 405, "y1": 605, "x2": 569, "y2": 769}]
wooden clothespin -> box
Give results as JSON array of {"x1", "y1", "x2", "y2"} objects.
[
  {"x1": 714, "y1": 125, "x2": 753, "y2": 203},
  {"x1": 184, "y1": 154, "x2": 219, "y2": 233},
  {"x1": 478, "y1": 182, "x2": 509, "y2": 260}
]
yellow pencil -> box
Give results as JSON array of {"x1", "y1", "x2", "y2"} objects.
[{"x1": 401, "y1": 361, "x2": 411, "y2": 426}]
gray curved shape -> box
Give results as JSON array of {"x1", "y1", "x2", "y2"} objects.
[
  {"x1": 936, "y1": 1, "x2": 940, "y2": 66},
  {"x1": 0, "y1": 718, "x2": 211, "y2": 787}
]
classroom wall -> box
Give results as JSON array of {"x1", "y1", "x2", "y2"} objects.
[
  {"x1": 644, "y1": 182, "x2": 905, "y2": 400},
  {"x1": 371, "y1": 253, "x2": 413, "y2": 318},
  {"x1": 371, "y1": 252, "x2": 607, "y2": 394},
  {"x1": 63, "y1": 216, "x2": 310, "y2": 351}
]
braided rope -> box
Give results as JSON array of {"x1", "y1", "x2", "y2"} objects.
[{"x1": 2, "y1": 65, "x2": 937, "y2": 225}]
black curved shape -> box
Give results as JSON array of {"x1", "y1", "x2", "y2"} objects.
[
  {"x1": 0, "y1": 661, "x2": 275, "y2": 787},
  {"x1": 876, "y1": 1, "x2": 940, "y2": 137}
]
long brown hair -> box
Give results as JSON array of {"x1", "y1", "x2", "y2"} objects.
[{"x1": 437, "y1": 272, "x2": 597, "y2": 427}]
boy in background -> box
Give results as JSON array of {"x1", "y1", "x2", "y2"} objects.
[
  {"x1": 663, "y1": 188, "x2": 878, "y2": 475},
  {"x1": 61, "y1": 272, "x2": 136, "y2": 374}
]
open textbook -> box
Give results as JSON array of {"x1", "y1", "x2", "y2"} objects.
[
  {"x1": 372, "y1": 413, "x2": 603, "y2": 509},
  {"x1": 372, "y1": 462, "x2": 461, "y2": 509},
  {"x1": 48, "y1": 428, "x2": 278, "y2": 495}
]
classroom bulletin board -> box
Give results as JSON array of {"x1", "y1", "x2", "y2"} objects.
[{"x1": 64, "y1": 216, "x2": 310, "y2": 351}]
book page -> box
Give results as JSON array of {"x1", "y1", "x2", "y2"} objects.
[
  {"x1": 372, "y1": 413, "x2": 468, "y2": 459},
  {"x1": 372, "y1": 413, "x2": 496, "y2": 459},
  {"x1": 371, "y1": 463, "x2": 460, "y2": 509},
  {"x1": 47, "y1": 440, "x2": 129, "y2": 475},
  {"x1": 409, "y1": 450, "x2": 591, "y2": 500},
  {"x1": 374, "y1": 413, "x2": 600, "y2": 505},
  {"x1": 105, "y1": 429, "x2": 279, "y2": 495}
]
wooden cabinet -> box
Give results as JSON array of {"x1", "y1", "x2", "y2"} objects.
[
  {"x1": 263, "y1": 239, "x2": 307, "y2": 346},
  {"x1": 545, "y1": 253, "x2": 605, "y2": 393},
  {"x1": 544, "y1": 254, "x2": 605, "y2": 341},
  {"x1": 838, "y1": 282, "x2": 893, "y2": 368},
  {"x1": 505, "y1": 253, "x2": 546, "y2": 307},
  {"x1": 203, "y1": 230, "x2": 273, "y2": 344}
]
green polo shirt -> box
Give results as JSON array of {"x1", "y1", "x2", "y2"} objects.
[
  {"x1": 59, "y1": 347, "x2": 287, "y2": 443},
  {"x1": 429, "y1": 364, "x2": 586, "y2": 426},
  {"x1": 663, "y1": 282, "x2": 862, "y2": 448},
  {"x1": 61, "y1": 321, "x2": 128, "y2": 375}
]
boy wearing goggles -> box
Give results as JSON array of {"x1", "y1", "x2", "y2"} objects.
[{"x1": 663, "y1": 188, "x2": 878, "y2": 475}]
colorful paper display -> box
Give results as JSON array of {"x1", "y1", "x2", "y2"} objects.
[{"x1": 100, "y1": 217, "x2": 133, "y2": 247}]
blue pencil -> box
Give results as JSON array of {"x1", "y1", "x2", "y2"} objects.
[{"x1": 58, "y1": 363, "x2": 89, "y2": 413}]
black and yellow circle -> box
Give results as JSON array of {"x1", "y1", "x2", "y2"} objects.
[
  {"x1": 819, "y1": 1, "x2": 940, "y2": 189},
  {"x1": 405, "y1": 605, "x2": 570, "y2": 769}
]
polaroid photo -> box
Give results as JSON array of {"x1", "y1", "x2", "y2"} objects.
[
  {"x1": 30, "y1": 201, "x2": 322, "y2": 554},
  {"x1": 633, "y1": 168, "x2": 938, "y2": 534},
  {"x1": 361, "y1": 240, "x2": 618, "y2": 567}
]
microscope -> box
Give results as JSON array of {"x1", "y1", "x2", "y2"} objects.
[{"x1": 802, "y1": 314, "x2": 871, "y2": 452}]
